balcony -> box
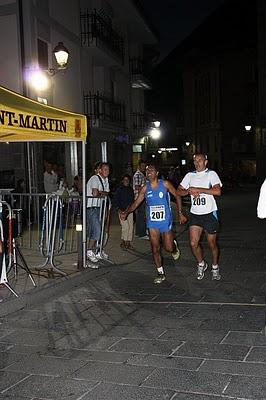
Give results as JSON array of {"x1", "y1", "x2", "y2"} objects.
[
  {"x1": 131, "y1": 111, "x2": 154, "y2": 137},
  {"x1": 84, "y1": 92, "x2": 126, "y2": 131},
  {"x1": 130, "y1": 57, "x2": 152, "y2": 89},
  {"x1": 80, "y1": 10, "x2": 124, "y2": 65}
]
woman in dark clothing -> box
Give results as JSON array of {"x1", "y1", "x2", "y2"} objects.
[
  {"x1": 114, "y1": 174, "x2": 134, "y2": 249},
  {"x1": 14, "y1": 178, "x2": 28, "y2": 228}
]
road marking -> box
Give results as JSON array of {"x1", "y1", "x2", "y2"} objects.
[{"x1": 82, "y1": 299, "x2": 266, "y2": 307}]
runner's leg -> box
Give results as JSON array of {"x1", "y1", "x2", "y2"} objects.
[
  {"x1": 206, "y1": 233, "x2": 219, "y2": 265},
  {"x1": 162, "y1": 230, "x2": 174, "y2": 252},
  {"x1": 149, "y1": 228, "x2": 161, "y2": 268},
  {"x1": 189, "y1": 225, "x2": 204, "y2": 263}
]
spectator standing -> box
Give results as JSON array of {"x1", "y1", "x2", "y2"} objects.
[
  {"x1": 133, "y1": 160, "x2": 148, "y2": 238},
  {"x1": 43, "y1": 161, "x2": 58, "y2": 193},
  {"x1": 86, "y1": 162, "x2": 110, "y2": 266},
  {"x1": 114, "y1": 174, "x2": 134, "y2": 249},
  {"x1": 14, "y1": 178, "x2": 28, "y2": 228}
]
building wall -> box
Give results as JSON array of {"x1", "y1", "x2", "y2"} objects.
[{"x1": 0, "y1": 0, "x2": 157, "y2": 187}]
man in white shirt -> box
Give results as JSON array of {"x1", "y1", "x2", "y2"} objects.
[
  {"x1": 257, "y1": 179, "x2": 266, "y2": 219},
  {"x1": 179, "y1": 153, "x2": 222, "y2": 281},
  {"x1": 86, "y1": 162, "x2": 110, "y2": 265}
]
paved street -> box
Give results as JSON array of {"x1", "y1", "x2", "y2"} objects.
[{"x1": 0, "y1": 188, "x2": 265, "y2": 399}]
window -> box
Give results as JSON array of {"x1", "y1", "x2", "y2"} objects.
[{"x1": 37, "y1": 38, "x2": 48, "y2": 70}]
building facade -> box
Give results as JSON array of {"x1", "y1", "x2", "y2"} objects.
[{"x1": 0, "y1": 0, "x2": 158, "y2": 190}]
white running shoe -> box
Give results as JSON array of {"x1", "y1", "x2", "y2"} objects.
[
  {"x1": 139, "y1": 235, "x2": 149, "y2": 240},
  {"x1": 172, "y1": 239, "x2": 181, "y2": 261},
  {"x1": 212, "y1": 267, "x2": 221, "y2": 280},
  {"x1": 85, "y1": 262, "x2": 99, "y2": 269},
  {"x1": 96, "y1": 250, "x2": 109, "y2": 260},
  {"x1": 87, "y1": 250, "x2": 98, "y2": 263},
  {"x1": 154, "y1": 274, "x2": 166, "y2": 284},
  {"x1": 197, "y1": 262, "x2": 208, "y2": 280}
]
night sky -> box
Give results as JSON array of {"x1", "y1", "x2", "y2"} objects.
[{"x1": 140, "y1": 0, "x2": 226, "y2": 60}]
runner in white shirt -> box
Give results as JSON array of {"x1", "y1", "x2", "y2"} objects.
[
  {"x1": 179, "y1": 153, "x2": 222, "y2": 281},
  {"x1": 257, "y1": 178, "x2": 266, "y2": 219}
]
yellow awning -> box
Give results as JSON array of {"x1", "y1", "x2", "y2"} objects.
[{"x1": 0, "y1": 86, "x2": 87, "y2": 142}]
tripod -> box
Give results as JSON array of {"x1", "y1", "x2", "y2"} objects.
[
  {"x1": 0, "y1": 205, "x2": 36, "y2": 298},
  {"x1": 11, "y1": 237, "x2": 36, "y2": 288}
]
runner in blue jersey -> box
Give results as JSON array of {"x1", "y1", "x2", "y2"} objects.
[{"x1": 120, "y1": 163, "x2": 187, "y2": 284}]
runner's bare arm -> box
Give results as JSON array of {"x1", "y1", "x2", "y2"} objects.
[
  {"x1": 189, "y1": 183, "x2": 221, "y2": 197},
  {"x1": 177, "y1": 184, "x2": 189, "y2": 196},
  {"x1": 164, "y1": 180, "x2": 187, "y2": 224},
  {"x1": 120, "y1": 185, "x2": 146, "y2": 220}
]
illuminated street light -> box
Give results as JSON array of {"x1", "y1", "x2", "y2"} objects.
[
  {"x1": 150, "y1": 128, "x2": 161, "y2": 140},
  {"x1": 26, "y1": 42, "x2": 69, "y2": 92},
  {"x1": 245, "y1": 125, "x2": 252, "y2": 132},
  {"x1": 153, "y1": 120, "x2": 160, "y2": 128},
  {"x1": 53, "y1": 42, "x2": 69, "y2": 70},
  {"x1": 27, "y1": 69, "x2": 50, "y2": 91},
  {"x1": 185, "y1": 141, "x2": 190, "y2": 146}
]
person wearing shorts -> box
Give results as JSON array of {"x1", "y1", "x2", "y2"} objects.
[
  {"x1": 179, "y1": 153, "x2": 222, "y2": 280},
  {"x1": 120, "y1": 163, "x2": 187, "y2": 284}
]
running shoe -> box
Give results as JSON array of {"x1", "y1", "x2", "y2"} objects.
[
  {"x1": 196, "y1": 262, "x2": 208, "y2": 280},
  {"x1": 154, "y1": 274, "x2": 166, "y2": 284},
  {"x1": 85, "y1": 262, "x2": 99, "y2": 269},
  {"x1": 172, "y1": 239, "x2": 181, "y2": 261},
  {"x1": 139, "y1": 235, "x2": 149, "y2": 240},
  {"x1": 212, "y1": 267, "x2": 221, "y2": 280},
  {"x1": 87, "y1": 250, "x2": 98, "y2": 263},
  {"x1": 96, "y1": 250, "x2": 109, "y2": 260}
]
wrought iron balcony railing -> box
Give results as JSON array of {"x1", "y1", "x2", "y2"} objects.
[
  {"x1": 84, "y1": 92, "x2": 126, "y2": 129},
  {"x1": 129, "y1": 57, "x2": 152, "y2": 89},
  {"x1": 80, "y1": 9, "x2": 124, "y2": 64},
  {"x1": 131, "y1": 111, "x2": 153, "y2": 136}
]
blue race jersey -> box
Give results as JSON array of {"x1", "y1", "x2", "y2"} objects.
[{"x1": 145, "y1": 179, "x2": 172, "y2": 232}]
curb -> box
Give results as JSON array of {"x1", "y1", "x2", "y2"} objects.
[{"x1": 0, "y1": 267, "x2": 112, "y2": 317}]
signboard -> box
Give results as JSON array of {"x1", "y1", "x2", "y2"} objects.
[{"x1": 0, "y1": 86, "x2": 87, "y2": 142}]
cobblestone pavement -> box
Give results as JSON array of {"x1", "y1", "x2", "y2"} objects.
[{"x1": 0, "y1": 188, "x2": 265, "y2": 399}]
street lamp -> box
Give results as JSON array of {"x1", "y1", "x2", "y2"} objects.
[
  {"x1": 150, "y1": 127, "x2": 161, "y2": 140},
  {"x1": 26, "y1": 42, "x2": 70, "y2": 91},
  {"x1": 51, "y1": 42, "x2": 69, "y2": 72},
  {"x1": 153, "y1": 120, "x2": 160, "y2": 128},
  {"x1": 245, "y1": 125, "x2": 252, "y2": 132}
]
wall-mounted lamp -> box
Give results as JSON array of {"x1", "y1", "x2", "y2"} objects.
[
  {"x1": 153, "y1": 120, "x2": 160, "y2": 128},
  {"x1": 49, "y1": 42, "x2": 69, "y2": 75},
  {"x1": 245, "y1": 125, "x2": 252, "y2": 132},
  {"x1": 26, "y1": 42, "x2": 69, "y2": 91}
]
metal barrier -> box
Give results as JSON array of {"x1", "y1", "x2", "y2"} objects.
[
  {"x1": 0, "y1": 191, "x2": 112, "y2": 277},
  {"x1": 0, "y1": 201, "x2": 36, "y2": 297},
  {"x1": 0, "y1": 192, "x2": 81, "y2": 254}
]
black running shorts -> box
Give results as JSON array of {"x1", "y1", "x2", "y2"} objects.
[{"x1": 189, "y1": 211, "x2": 219, "y2": 234}]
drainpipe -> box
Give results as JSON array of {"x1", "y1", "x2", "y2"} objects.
[{"x1": 18, "y1": 0, "x2": 34, "y2": 194}]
